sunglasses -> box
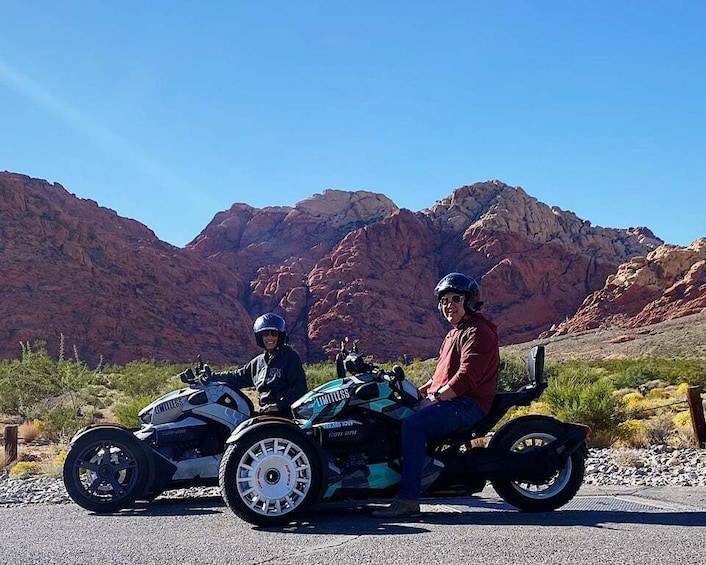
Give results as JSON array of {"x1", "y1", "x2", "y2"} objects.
[
  {"x1": 260, "y1": 330, "x2": 280, "y2": 337},
  {"x1": 438, "y1": 294, "x2": 464, "y2": 306}
]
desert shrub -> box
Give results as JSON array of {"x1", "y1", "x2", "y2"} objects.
[
  {"x1": 53, "y1": 448, "x2": 67, "y2": 467},
  {"x1": 623, "y1": 393, "x2": 679, "y2": 421},
  {"x1": 673, "y1": 411, "x2": 692, "y2": 429},
  {"x1": 497, "y1": 355, "x2": 531, "y2": 392},
  {"x1": 594, "y1": 358, "x2": 706, "y2": 389},
  {"x1": 0, "y1": 341, "x2": 100, "y2": 423},
  {"x1": 18, "y1": 420, "x2": 42, "y2": 442},
  {"x1": 40, "y1": 403, "x2": 93, "y2": 441},
  {"x1": 616, "y1": 419, "x2": 650, "y2": 448},
  {"x1": 611, "y1": 449, "x2": 644, "y2": 467},
  {"x1": 41, "y1": 448, "x2": 68, "y2": 478},
  {"x1": 645, "y1": 413, "x2": 676, "y2": 445},
  {"x1": 646, "y1": 387, "x2": 671, "y2": 400},
  {"x1": 112, "y1": 394, "x2": 154, "y2": 427},
  {"x1": 304, "y1": 361, "x2": 339, "y2": 389},
  {"x1": 543, "y1": 366, "x2": 626, "y2": 447},
  {"x1": 103, "y1": 361, "x2": 179, "y2": 397},
  {"x1": 622, "y1": 391, "x2": 646, "y2": 413},
  {"x1": 493, "y1": 400, "x2": 553, "y2": 431},
  {"x1": 676, "y1": 382, "x2": 691, "y2": 396},
  {"x1": 0, "y1": 342, "x2": 61, "y2": 418},
  {"x1": 9, "y1": 460, "x2": 42, "y2": 478},
  {"x1": 647, "y1": 410, "x2": 694, "y2": 448}
]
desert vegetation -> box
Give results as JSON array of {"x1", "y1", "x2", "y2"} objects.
[{"x1": 1, "y1": 337, "x2": 705, "y2": 477}]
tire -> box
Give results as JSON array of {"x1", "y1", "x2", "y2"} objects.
[
  {"x1": 219, "y1": 424, "x2": 322, "y2": 526},
  {"x1": 62, "y1": 427, "x2": 149, "y2": 513},
  {"x1": 488, "y1": 416, "x2": 585, "y2": 512}
]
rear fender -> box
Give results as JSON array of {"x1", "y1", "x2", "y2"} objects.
[
  {"x1": 69, "y1": 422, "x2": 134, "y2": 445},
  {"x1": 490, "y1": 415, "x2": 590, "y2": 457}
]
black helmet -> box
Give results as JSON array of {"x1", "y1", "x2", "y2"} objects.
[
  {"x1": 434, "y1": 272, "x2": 483, "y2": 314},
  {"x1": 253, "y1": 312, "x2": 287, "y2": 348}
]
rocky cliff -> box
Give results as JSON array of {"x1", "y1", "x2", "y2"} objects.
[
  {"x1": 2, "y1": 170, "x2": 699, "y2": 367},
  {"x1": 545, "y1": 238, "x2": 706, "y2": 335},
  {"x1": 0, "y1": 173, "x2": 255, "y2": 366}
]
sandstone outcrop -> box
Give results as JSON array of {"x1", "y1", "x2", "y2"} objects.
[
  {"x1": 0, "y1": 172, "x2": 256, "y2": 366},
  {"x1": 546, "y1": 238, "x2": 706, "y2": 335},
  {"x1": 2, "y1": 171, "x2": 699, "y2": 367}
]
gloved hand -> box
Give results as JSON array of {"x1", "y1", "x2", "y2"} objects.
[
  {"x1": 258, "y1": 404, "x2": 281, "y2": 415},
  {"x1": 179, "y1": 368, "x2": 195, "y2": 383},
  {"x1": 198, "y1": 364, "x2": 213, "y2": 385}
]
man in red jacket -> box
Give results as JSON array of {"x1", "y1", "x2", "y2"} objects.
[{"x1": 374, "y1": 272, "x2": 500, "y2": 518}]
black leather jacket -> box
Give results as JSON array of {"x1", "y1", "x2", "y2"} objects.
[{"x1": 212, "y1": 345, "x2": 307, "y2": 415}]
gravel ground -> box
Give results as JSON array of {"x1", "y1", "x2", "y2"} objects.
[{"x1": 1, "y1": 444, "x2": 705, "y2": 506}]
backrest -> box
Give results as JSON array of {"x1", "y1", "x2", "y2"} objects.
[{"x1": 527, "y1": 345, "x2": 545, "y2": 386}]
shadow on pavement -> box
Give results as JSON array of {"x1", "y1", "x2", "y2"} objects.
[{"x1": 90, "y1": 494, "x2": 706, "y2": 533}]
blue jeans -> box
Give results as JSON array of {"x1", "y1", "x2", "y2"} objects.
[{"x1": 397, "y1": 396, "x2": 485, "y2": 500}]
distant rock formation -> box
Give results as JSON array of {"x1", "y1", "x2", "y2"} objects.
[
  {"x1": 545, "y1": 238, "x2": 706, "y2": 335},
  {"x1": 2, "y1": 170, "x2": 697, "y2": 368},
  {"x1": 0, "y1": 172, "x2": 255, "y2": 366}
]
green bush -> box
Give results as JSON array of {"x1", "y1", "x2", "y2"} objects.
[
  {"x1": 0, "y1": 343, "x2": 61, "y2": 418},
  {"x1": 112, "y1": 394, "x2": 154, "y2": 428},
  {"x1": 40, "y1": 403, "x2": 93, "y2": 441},
  {"x1": 2, "y1": 338, "x2": 703, "y2": 451},
  {"x1": 560, "y1": 358, "x2": 706, "y2": 389},
  {"x1": 543, "y1": 366, "x2": 626, "y2": 447},
  {"x1": 103, "y1": 360, "x2": 180, "y2": 397},
  {"x1": 497, "y1": 355, "x2": 531, "y2": 391},
  {"x1": 304, "y1": 361, "x2": 339, "y2": 389}
]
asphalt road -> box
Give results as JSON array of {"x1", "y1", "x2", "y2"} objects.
[{"x1": 2, "y1": 485, "x2": 706, "y2": 565}]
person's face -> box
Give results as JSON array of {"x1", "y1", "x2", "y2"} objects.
[
  {"x1": 438, "y1": 292, "x2": 466, "y2": 326},
  {"x1": 261, "y1": 330, "x2": 280, "y2": 351}
]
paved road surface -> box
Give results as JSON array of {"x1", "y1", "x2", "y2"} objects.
[{"x1": 2, "y1": 485, "x2": 706, "y2": 565}]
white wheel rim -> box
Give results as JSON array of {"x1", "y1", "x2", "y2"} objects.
[
  {"x1": 235, "y1": 437, "x2": 313, "y2": 516},
  {"x1": 509, "y1": 432, "x2": 572, "y2": 499}
]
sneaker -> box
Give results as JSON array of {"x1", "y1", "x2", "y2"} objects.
[{"x1": 372, "y1": 498, "x2": 421, "y2": 518}]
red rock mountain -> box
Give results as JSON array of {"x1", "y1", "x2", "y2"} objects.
[
  {"x1": 546, "y1": 239, "x2": 706, "y2": 335},
  {"x1": 2, "y1": 171, "x2": 700, "y2": 367},
  {"x1": 0, "y1": 173, "x2": 254, "y2": 366}
]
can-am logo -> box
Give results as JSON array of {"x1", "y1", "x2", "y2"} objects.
[
  {"x1": 155, "y1": 398, "x2": 183, "y2": 414},
  {"x1": 315, "y1": 389, "x2": 350, "y2": 407}
]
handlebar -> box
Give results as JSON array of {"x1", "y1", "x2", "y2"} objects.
[{"x1": 180, "y1": 356, "x2": 212, "y2": 385}]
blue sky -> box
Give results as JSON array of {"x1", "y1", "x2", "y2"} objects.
[{"x1": 2, "y1": 1, "x2": 704, "y2": 247}]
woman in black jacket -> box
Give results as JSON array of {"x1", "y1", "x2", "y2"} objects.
[{"x1": 208, "y1": 313, "x2": 308, "y2": 417}]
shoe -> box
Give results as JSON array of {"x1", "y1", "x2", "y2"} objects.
[{"x1": 372, "y1": 498, "x2": 421, "y2": 518}]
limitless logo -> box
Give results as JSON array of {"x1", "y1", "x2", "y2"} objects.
[
  {"x1": 315, "y1": 388, "x2": 350, "y2": 407},
  {"x1": 155, "y1": 398, "x2": 183, "y2": 414}
]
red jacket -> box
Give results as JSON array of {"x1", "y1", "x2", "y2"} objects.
[{"x1": 429, "y1": 312, "x2": 499, "y2": 414}]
